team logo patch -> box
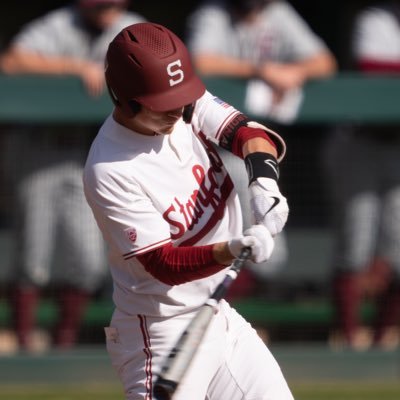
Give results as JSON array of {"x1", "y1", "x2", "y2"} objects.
[{"x1": 124, "y1": 227, "x2": 137, "y2": 243}]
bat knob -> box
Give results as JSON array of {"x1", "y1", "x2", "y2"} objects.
[{"x1": 153, "y1": 377, "x2": 177, "y2": 400}]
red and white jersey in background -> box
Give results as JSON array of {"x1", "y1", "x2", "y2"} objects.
[{"x1": 83, "y1": 91, "x2": 245, "y2": 317}]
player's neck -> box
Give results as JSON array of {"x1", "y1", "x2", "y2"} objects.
[{"x1": 113, "y1": 108, "x2": 158, "y2": 136}]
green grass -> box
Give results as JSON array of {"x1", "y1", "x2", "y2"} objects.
[
  {"x1": 1, "y1": 382, "x2": 400, "y2": 400},
  {"x1": 293, "y1": 382, "x2": 400, "y2": 400},
  {"x1": 0, "y1": 384, "x2": 123, "y2": 400}
]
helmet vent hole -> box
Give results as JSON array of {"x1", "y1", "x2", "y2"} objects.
[
  {"x1": 127, "y1": 31, "x2": 139, "y2": 43},
  {"x1": 128, "y1": 53, "x2": 142, "y2": 67}
]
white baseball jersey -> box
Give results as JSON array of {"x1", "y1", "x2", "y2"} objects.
[
  {"x1": 84, "y1": 91, "x2": 248, "y2": 317},
  {"x1": 187, "y1": 0, "x2": 328, "y2": 64},
  {"x1": 352, "y1": 4, "x2": 400, "y2": 62}
]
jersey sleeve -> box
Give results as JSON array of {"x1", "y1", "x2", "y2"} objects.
[
  {"x1": 191, "y1": 90, "x2": 241, "y2": 142},
  {"x1": 191, "y1": 91, "x2": 286, "y2": 161},
  {"x1": 83, "y1": 163, "x2": 171, "y2": 260}
]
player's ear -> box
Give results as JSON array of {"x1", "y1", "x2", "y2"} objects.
[{"x1": 128, "y1": 100, "x2": 142, "y2": 116}]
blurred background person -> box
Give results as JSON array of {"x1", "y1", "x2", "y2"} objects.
[
  {"x1": 186, "y1": 0, "x2": 336, "y2": 315},
  {"x1": 323, "y1": 0, "x2": 400, "y2": 351},
  {"x1": 186, "y1": 0, "x2": 336, "y2": 123},
  {"x1": 0, "y1": 0, "x2": 145, "y2": 353}
]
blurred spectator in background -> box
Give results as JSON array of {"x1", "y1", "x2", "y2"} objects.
[
  {"x1": 0, "y1": 0, "x2": 145, "y2": 353},
  {"x1": 186, "y1": 0, "x2": 336, "y2": 308},
  {"x1": 323, "y1": 0, "x2": 400, "y2": 351}
]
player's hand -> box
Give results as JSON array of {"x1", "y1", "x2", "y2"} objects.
[
  {"x1": 258, "y1": 62, "x2": 306, "y2": 91},
  {"x1": 79, "y1": 61, "x2": 105, "y2": 97},
  {"x1": 228, "y1": 224, "x2": 275, "y2": 263},
  {"x1": 248, "y1": 177, "x2": 289, "y2": 236}
]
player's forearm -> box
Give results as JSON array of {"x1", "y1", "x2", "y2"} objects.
[
  {"x1": 242, "y1": 136, "x2": 277, "y2": 158},
  {"x1": 296, "y1": 51, "x2": 337, "y2": 80},
  {"x1": 0, "y1": 48, "x2": 89, "y2": 76},
  {"x1": 212, "y1": 242, "x2": 235, "y2": 265},
  {"x1": 257, "y1": 52, "x2": 336, "y2": 91},
  {"x1": 137, "y1": 242, "x2": 234, "y2": 285}
]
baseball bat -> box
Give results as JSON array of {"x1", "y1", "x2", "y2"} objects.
[{"x1": 153, "y1": 247, "x2": 252, "y2": 400}]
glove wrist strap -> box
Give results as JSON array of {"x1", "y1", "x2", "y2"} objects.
[{"x1": 244, "y1": 152, "x2": 279, "y2": 184}]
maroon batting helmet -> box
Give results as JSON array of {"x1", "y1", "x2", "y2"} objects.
[{"x1": 105, "y1": 22, "x2": 206, "y2": 116}]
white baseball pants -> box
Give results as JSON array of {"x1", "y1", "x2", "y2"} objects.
[{"x1": 105, "y1": 300, "x2": 294, "y2": 400}]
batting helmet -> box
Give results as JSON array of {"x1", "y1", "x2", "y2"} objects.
[{"x1": 105, "y1": 22, "x2": 206, "y2": 116}]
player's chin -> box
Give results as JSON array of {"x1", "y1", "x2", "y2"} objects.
[{"x1": 157, "y1": 124, "x2": 176, "y2": 135}]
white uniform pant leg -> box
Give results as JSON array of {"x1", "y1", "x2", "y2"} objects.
[
  {"x1": 322, "y1": 130, "x2": 381, "y2": 272},
  {"x1": 380, "y1": 186, "x2": 400, "y2": 274},
  {"x1": 106, "y1": 302, "x2": 293, "y2": 400},
  {"x1": 206, "y1": 301, "x2": 294, "y2": 400},
  {"x1": 16, "y1": 166, "x2": 58, "y2": 286},
  {"x1": 106, "y1": 307, "x2": 227, "y2": 400},
  {"x1": 378, "y1": 140, "x2": 400, "y2": 275}
]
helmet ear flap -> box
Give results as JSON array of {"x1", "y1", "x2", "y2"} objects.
[
  {"x1": 107, "y1": 81, "x2": 141, "y2": 117},
  {"x1": 107, "y1": 82, "x2": 121, "y2": 107}
]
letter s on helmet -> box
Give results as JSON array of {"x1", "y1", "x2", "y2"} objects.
[{"x1": 105, "y1": 22, "x2": 206, "y2": 116}]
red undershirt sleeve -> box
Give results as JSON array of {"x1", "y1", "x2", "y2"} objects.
[{"x1": 136, "y1": 243, "x2": 227, "y2": 285}]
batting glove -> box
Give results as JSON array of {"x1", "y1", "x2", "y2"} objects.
[
  {"x1": 248, "y1": 177, "x2": 289, "y2": 236},
  {"x1": 228, "y1": 224, "x2": 275, "y2": 263}
]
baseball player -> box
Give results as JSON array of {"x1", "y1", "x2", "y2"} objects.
[
  {"x1": 83, "y1": 22, "x2": 293, "y2": 400},
  {"x1": 0, "y1": 0, "x2": 145, "y2": 351}
]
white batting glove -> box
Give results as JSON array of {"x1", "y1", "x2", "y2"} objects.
[
  {"x1": 228, "y1": 224, "x2": 275, "y2": 263},
  {"x1": 248, "y1": 177, "x2": 289, "y2": 236}
]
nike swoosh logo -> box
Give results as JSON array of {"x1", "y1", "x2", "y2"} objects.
[{"x1": 265, "y1": 196, "x2": 280, "y2": 215}]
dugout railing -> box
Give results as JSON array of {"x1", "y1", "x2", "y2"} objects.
[{"x1": 1, "y1": 72, "x2": 400, "y2": 124}]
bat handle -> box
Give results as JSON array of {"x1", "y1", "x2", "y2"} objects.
[
  {"x1": 153, "y1": 377, "x2": 176, "y2": 400},
  {"x1": 231, "y1": 246, "x2": 252, "y2": 273}
]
